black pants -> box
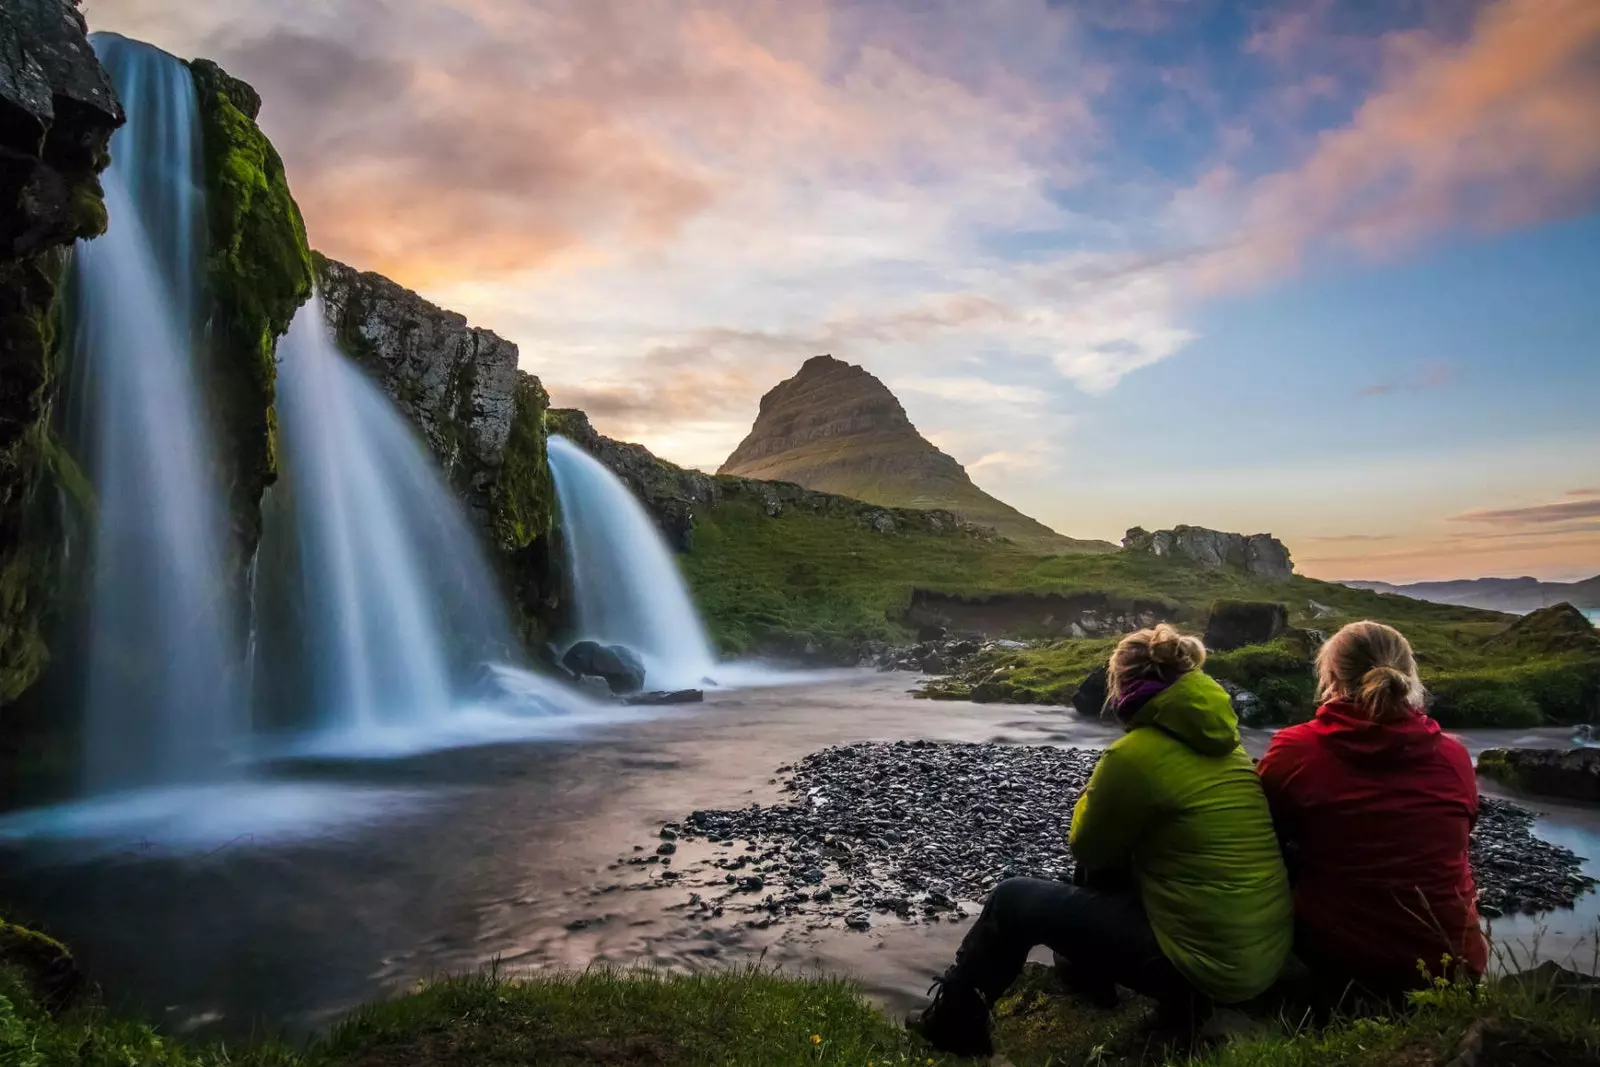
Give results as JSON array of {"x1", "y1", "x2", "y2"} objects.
[{"x1": 949, "y1": 876, "x2": 1204, "y2": 1015}]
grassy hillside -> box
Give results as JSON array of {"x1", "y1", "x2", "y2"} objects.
[{"x1": 682, "y1": 496, "x2": 1598, "y2": 727}]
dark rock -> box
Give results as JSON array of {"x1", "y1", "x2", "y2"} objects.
[
  {"x1": 1203, "y1": 600, "x2": 1289, "y2": 652},
  {"x1": 1477, "y1": 748, "x2": 1600, "y2": 805},
  {"x1": 0, "y1": 920, "x2": 84, "y2": 1013},
  {"x1": 655, "y1": 842, "x2": 676, "y2": 855},
  {"x1": 1071, "y1": 665, "x2": 1109, "y2": 718},
  {"x1": 623, "y1": 689, "x2": 704, "y2": 706},
  {"x1": 1123, "y1": 525, "x2": 1293, "y2": 582},
  {"x1": 562, "y1": 641, "x2": 647, "y2": 695}
]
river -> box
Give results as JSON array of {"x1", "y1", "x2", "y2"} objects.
[{"x1": 0, "y1": 672, "x2": 1594, "y2": 1036}]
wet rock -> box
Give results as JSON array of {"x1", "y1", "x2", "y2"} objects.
[
  {"x1": 624, "y1": 689, "x2": 704, "y2": 706},
  {"x1": 1071, "y1": 665, "x2": 1108, "y2": 718},
  {"x1": 656, "y1": 842, "x2": 677, "y2": 855},
  {"x1": 562, "y1": 641, "x2": 646, "y2": 694}
]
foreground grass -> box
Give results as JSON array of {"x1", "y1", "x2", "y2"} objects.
[{"x1": 7, "y1": 958, "x2": 1599, "y2": 1067}]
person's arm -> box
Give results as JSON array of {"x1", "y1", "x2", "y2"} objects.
[
  {"x1": 1069, "y1": 743, "x2": 1155, "y2": 874},
  {"x1": 1255, "y1": 733, "x2": 1303, "y2": 879}
]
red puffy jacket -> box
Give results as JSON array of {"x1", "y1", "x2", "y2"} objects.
[{"x1": 1256, "y1": 703, "x2": 1488, "y2": 984}]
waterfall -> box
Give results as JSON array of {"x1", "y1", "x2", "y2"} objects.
[
  {"x1": 70, "y1": 35, "x2": 244, "y2": 793},
  {"x1": 547, "y1": 436, "x2": 716, "y2": 689},
  {"x1": 265, "y1": 299, "x2": 522, "y2": 745}
]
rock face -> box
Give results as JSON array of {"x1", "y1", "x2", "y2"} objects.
[
  {"x1": 188, "y1": 57, "x2": 314, "y2": 598},
  {"x1": 1123, "y1": 525, "x2": 1293, "y2": 582},
  {"x1": 718, "y1": 355, "x2": 1113, "y2": 555},
  {"x1": 1203, "y1": 600, "x2": 1290, "y2": 651},
  {"x1": 548, "y1": 408, "x2": 996, "y2": 553},
  {"x1": 0, "y1": 0, "x2": 122, "y2": 709},
  {"x1": 1477, "y1": 748, "x2": 1600, "y2": 806},
  {"x1": 315, "y1": 255, "x2": 558, "y2": 641}
]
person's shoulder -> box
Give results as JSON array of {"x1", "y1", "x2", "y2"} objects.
[{"x1": 1265, "y1": 719, "x2": 1321, "y2": 753}]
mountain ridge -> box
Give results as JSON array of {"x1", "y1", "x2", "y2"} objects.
[
  {"x1": 718, "y1": 355, "x2": 1113, "y2": 554},
  {"x1": 1342, "y1": 574, "x2": 1600, "y2": 614}
]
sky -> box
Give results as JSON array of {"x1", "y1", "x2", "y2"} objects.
[{"x1": 86, "y1": 0, "x2": 1600, "y2": 583}]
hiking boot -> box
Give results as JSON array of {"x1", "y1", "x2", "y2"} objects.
[{"x1": 907, "y1": 973, "x2": 994, "y2": 1058}]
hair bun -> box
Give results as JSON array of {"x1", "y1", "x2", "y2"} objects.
[{"x1": 1147, "y1": 624, "x2": 1205, "y2": 671}]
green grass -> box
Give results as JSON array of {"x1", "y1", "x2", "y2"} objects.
[
  {"x1": 684, "y1": 496, "x2": 1598, "y2": 725},
  {"x1": 7, "y1": 958, "x2": 1597, "y2": 1067}
]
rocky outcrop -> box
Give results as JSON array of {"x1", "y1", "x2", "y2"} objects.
[
  {"x1": 0, "y1": 0, "x2": 121, "y2": 708},
  {"x1": 549, "y1": 408, "x2": 998, "y2": 552},
  {"x1": 1477, "y1": 748, "x2": 1600, "y2": 805},
  {"x1": 189, "y1": 57, "x2": 313, "y2": 595},
  {"x1": 1203, "y1": 600, "x2": 1289, "y2": 651},
  {"x1": 1122, "y1": 525, "x2": 1293, "y2": 582},
  {"x1": 315, "y1": 256, "x2": 558, "y2": 641},
  {"x1": 718, "y1": 355, "x2": 1113, "y2": 555},
  {"x1": 561, "y1": 640, "x2": 646, "y2": 695},
  {"x1": 904, "y1": 590, "x2": 1174, "y2": 641}
]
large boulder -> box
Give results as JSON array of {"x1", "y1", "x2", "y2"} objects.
[
  {"x1": 0, "y1": 918, "x2": 84, "y2": 1012},
  {"x1": 1123, "y1": 525, "x2": 1293, "y2": 582},
  {"x1": 562, "y1": 640, "x2": 646, "y2": 695},
  {"x1": 1071, "y1": 665, "x2": 1109, "y2": 718},
  {"x1": 1477, "y1": 748, "x2": 1600, "y2": 805},
  {"x1": 1204, "y1": 600, "x2": 1289, "y2": 651}
]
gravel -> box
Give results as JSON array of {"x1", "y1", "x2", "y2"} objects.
[{"x1": 646, "y1": 741, "x2": 1596, "y2": 931}]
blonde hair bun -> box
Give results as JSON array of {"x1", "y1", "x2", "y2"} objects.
[
  {"x1": 1316, "y1": 621, "x2": 1424, "y2": 722},
  {"x1": 1147, "y1": 623, "x2": 1206, "y2": 672}
]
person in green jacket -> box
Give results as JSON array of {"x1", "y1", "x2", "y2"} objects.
[{"x1": 910, "y1": 624, "x2": 1293, "y2": 1058}]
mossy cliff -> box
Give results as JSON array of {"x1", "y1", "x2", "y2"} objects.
[
  {"x1": 0, "y1": 0, "x2": 122, "y2": 710},
  {"x1": 186, "y1": 57, "x2": 313, "y2": 594},
  {"x1": 315, "y1": 256, "x2": 560, "y2": 643}
]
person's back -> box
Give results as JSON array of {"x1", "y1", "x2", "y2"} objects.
[
  {"x1": 1073, "y1": 670, "x2": 1293, "y2": 1003},
  {"x1": 1257, "y1": 621, "x2": 1487, "y2": 997}
]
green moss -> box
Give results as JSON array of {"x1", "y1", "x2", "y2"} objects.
[
  {"x1": 188, "y1": 58, "x2": 315, "y2": 591},
  {"x1": 490, "y1": 375, "x2": 558, "y2": 645}
]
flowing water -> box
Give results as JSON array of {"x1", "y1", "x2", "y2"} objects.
[
  {"x1": 69, "y1": 35, "x2": 244, "y2": 794},
  {"x1": 0, "y1": 676, "x2": 1593, "y2": 1036},
  {"x1": 262, "y1": 300, "x2": 528, "y2": 751},
  {"x1": 547, "y1": 436, "x2": 717, "y2": 689}
]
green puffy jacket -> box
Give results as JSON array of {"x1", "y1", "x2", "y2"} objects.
[{"x1": 1069, "y1": 670, "x2": 1292, "y2": 1003}]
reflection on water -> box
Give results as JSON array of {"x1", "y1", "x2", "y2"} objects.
[{"x1": 0, "y1": 674, "x2": 1593, "y2": 1037}]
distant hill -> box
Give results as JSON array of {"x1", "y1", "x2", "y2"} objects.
[
  {"x1": 718, "y1": 355, "x2": 1113, "y2": 555},
  {"x1": 1342, "y1": 574, "x2": 1600, "y2": 614}
]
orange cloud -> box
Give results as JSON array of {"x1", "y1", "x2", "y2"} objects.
[{"x1": 1195, "y1": 0, "x2": 1600, "y2": 292}]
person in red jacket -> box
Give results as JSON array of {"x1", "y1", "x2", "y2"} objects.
[{"x1": 1256, "y1": 620, "x2": 1487, "y2": 1008}]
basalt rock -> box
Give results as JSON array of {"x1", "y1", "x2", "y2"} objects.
[
  {"x1": 1203, "y1": 600, "x2": 1289, "y2": 652},
  {"x1": 1123, "y1": 525, "x2": 1293, "y2": 582},
  {"x1": 0, "y1": 0, "x2": 122, "y2": 712},
  {"x1": 562, "y1": 640, "x2": 646, "y2": 695},
  {"x1": 1072, "y1": 665, "x2": 1109, "y2": 718},
  {"x1": 1477, "y1": 747, "x2": 1600, "y2": 806},
  {"x1": 316, "y1": 256, "x2": 559, "y2": 643}
]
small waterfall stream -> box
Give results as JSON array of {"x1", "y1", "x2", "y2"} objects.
[
  {"x1": 71, "y1": 35, "x2": 243, "y2": 794},
  {"x1": 547, "y1": 436, "x2": 716, "y2": 690}
]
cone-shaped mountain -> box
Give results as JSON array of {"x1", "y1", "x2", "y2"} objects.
[{"x1": 719, "y1": 356, "x2": 1112, "y2": 554}]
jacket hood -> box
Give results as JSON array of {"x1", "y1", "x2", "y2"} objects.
[
  {"x1": 1128, "y1": 671, "x2": 1240, "y2": 756},
  {"x1": 1307, "y1": 702, "x2": 1441, "y2": 762}
]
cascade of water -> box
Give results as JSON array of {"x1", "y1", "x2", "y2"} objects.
[
  {"x1": 266, "y1": 299, "x2": 520, "y2": 739},
  {"x1": 546, "y1": 436, "x2": 717, "y2": 689},
  {"x1": 71, "y1": 35, "x2": 243, "y2": 793}
]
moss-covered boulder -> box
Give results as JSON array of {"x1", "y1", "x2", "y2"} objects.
[
  {"x1": 187, "y1": 56, "x2": 313, "y2": 596},
  {"x1": 1203, "y1": 599, "x2": 1289, "y2": 651},
  {"x1": 315, "y1": 256, "x2": 560, "y2": 642},
  {"x1": 0, "y1": 918, "x2": 84, "y2": 1013},
  {"x1": 0, "y1": 0, "x2": 122, "y2": 710},
  {"x1": 1477, "y1": 747, "x2": 1600, "y2": 805}
]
